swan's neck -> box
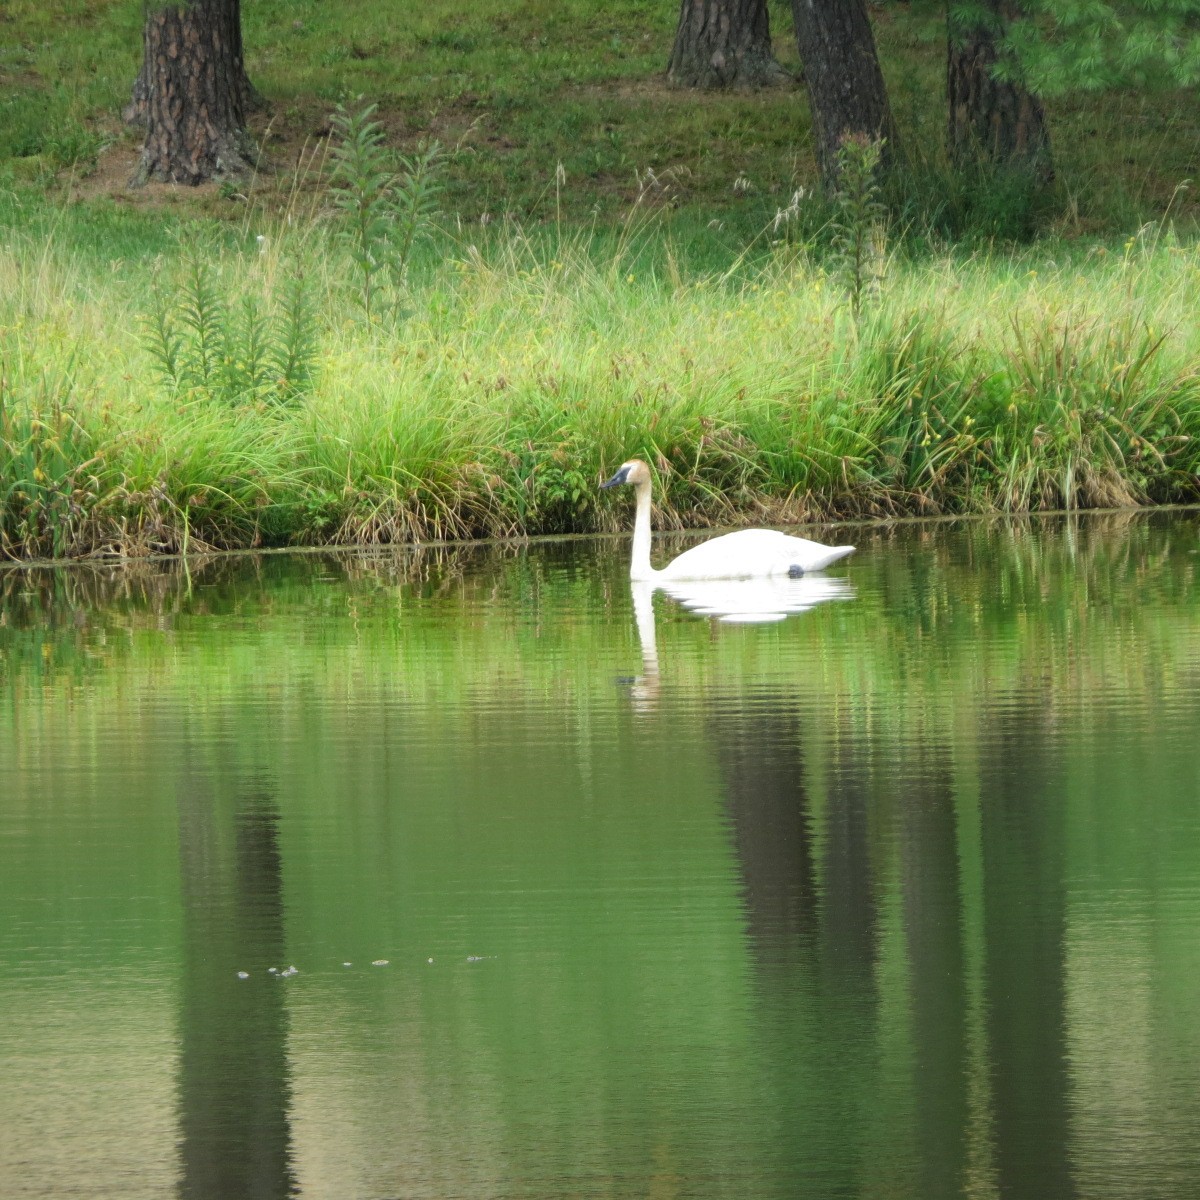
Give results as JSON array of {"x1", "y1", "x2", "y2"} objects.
[{"x1": 630, "y1": 481, "x2": 658, "y2": 581}]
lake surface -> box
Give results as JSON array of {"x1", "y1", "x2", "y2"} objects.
[{"x1": 2, "y1": 512, "x2": 1199, "y2": 1200}]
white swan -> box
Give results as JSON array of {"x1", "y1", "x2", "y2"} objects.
[{"x1": 601, "y1": 459, "x2": 855, "y2": 582}]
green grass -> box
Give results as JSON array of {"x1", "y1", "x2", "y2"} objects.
[
  {"x1": 2, "y1": 0, "x2": 1199, "y2": 233},
  {"x1": 2, "y1": 204, "x2": 1199, "y2": 559}
]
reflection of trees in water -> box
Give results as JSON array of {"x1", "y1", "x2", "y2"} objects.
[
  {"x1": 978, "y1": 701, "x2": 1074, "y2": 1200},
  {"x1": 176, "y1": 774, "x2": 296, "y2": 1199},
  {"x1": 709, "y1": 697, "x2": 876, "y2": 985},
  {"x1": 710, "y1": 694, "x2": 889, "y2": 1195},
  {"x1": 713, "y1": 699, "x2": 818, "y2": 963},
  {"x1": 4, "y1": 511, "x2": 1196, "y2": 706},
  {"x1": 894, "y1": 740, "x2": 970, "y2": 1200},
  {"x1": 711, "y1": 684, "x2": 1077, "y2": 1198}
]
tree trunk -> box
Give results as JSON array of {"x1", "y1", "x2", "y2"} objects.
[
  {"x1": 947, "y1": 1, "x2": 1052, "y2": 180},
  {"x1": 133, "y1": 0, "x2": 259, "y2": 185},
  {"x1": 224, "y1": 0, "x2": 267, "y2": 114},
  {"x1": 126, "y1": 0, "x2": 265, "y2": 131},
  {"x1": 790, "y1": 0, "x2": 897, "y2": 188},
  {"x1": 123, "y1": 66, "x2": 151, "y2": 127},
  {"x1": 668, "y1": 0, "x2": 790, "y2": 89}
]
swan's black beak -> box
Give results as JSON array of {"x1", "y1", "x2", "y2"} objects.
[{"x1": 600, "y1": 465, "x2": 630, "y2": 490}]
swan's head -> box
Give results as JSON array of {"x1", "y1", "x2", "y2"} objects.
[{"x1": 600, "y1": 459, "x2": 651, "y2": 490}]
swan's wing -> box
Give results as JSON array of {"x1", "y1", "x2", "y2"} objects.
[{"x1": 660, "y1": 529, "x2": 854, "y2": 580}]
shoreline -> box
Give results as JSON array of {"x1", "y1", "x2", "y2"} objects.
[{"x1": 4, "y1": 501, "x2": 1196, "y2": 572}]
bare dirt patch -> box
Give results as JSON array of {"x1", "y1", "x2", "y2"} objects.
[
  {"x1": 65, "y1": 93, "x2": 502, "y2": 217},
  {"x1": 68, "y1": 102, "x2": 341, "y2": 214}
]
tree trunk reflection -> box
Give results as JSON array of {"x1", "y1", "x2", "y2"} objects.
[{"x1": 177, "y1": 773, "x2": 295, "y2": 1199}]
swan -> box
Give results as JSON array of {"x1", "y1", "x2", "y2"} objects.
[{"x1": 601, "y1": 459, "x2": 855, "y2": 582}]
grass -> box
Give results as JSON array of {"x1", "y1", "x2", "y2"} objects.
[
  {"x1": 2, "y1": 200, "x2": 1199, "y2": 559},
  {"x1": 2, "y1": 0, "x2": 1199, "y2": 234}
]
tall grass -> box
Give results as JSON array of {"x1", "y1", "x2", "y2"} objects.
[{"x1": 2, "y1": 215, "x2": 1199, "y2": 559}]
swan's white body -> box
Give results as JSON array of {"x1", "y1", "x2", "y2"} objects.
[{"x1": 602, "y1": 460, "x2": 855, "y2": 582}]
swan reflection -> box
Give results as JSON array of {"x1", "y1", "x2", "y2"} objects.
[
  {"x1": 660, "y1": 573, "x2": 855, "y2": 623},
  {"x1": 627, "y1": 575, "x2": 855, "y2": 709}
]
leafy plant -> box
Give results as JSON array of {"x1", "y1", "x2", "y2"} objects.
[
  {"x1": 391, "y1": 141, "x2": 445, "y2": 293},
  {"x1": 830, "y1": 135, "x2": 887, "y2": 319},
  {"x1": 327, "y1": 102, "x2": 394, "y2": 321},
  {"x1": 142, "y1": 248, "x2": 319, "y2": 407},
  {"x1": 521, "y1": 439, "x2": 596, "y2": 533},
  {"x1": 0, "y1": 364, "x2": 103, "y2": 559},
  {"x1": 328, "y1": 100, "x2": 444, "y2": 320}
]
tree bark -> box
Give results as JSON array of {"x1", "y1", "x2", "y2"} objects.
[
  {"x1": 224, "y1": 0, "x2": 267, "y2": 114},
  {"x1": 126, "y1": 0, "x2": 265, "y2": 131},
  {"x1": 790, "y1": 0, "x2": 897, "y2": 188},
  {"x1": 123, "y1": 65, "x2": 151, "y2": 127},
  {"x1": 947, "y1": 1, "x2": 1052, "y2": 181},
  {"x1": 133, "y1": 0, "x2": 260, "y2": 185},
  {"x1": 668, "y1": 0, "x2": 790, "y2": 89}
]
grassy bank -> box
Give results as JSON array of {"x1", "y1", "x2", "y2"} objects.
[{"x1": 2, "y1": 196, "x2": 1199, "y2": 560}]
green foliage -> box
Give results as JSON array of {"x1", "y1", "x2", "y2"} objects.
[
  {"x1": 4, "y1": 210, "x2": 1200, "y2": 558},
  {"x1": 391, "y1": 142, "x2": 446, "y2": 290},
  {"x1": 0, "y1": 365, "x2": 102, "y2": 559},
  {"x1": 4, "y1": 1, "x2": 1200, "y2": 237},
  {"x1": 855, "y1": 310, "x2": 982, "y2": 510},
  {"x1": 327, "y1": 102, "x2": 394, "y2": 321},
  {"x1": 852, "y1": 301, "x2": 1200, "y2": 511},
  {"x1": 885, "y1": 157, "x2": 1053, "y2": 244},
  {"x1": 142, "y1": 247, "x2": 319, "y2": 407},
  {"x1": 984, "y1": 313, "x2": 1200, "y2": 507},
  {"x1": 328, "y1": 101, "x2": 444, "y2": 321},
  {"x1": 996, "y1": 1, "x2": 1200, "y2": 93},
  {"x1": 830, "y1": 136, "x2": 888, "y2": 318},
  {"x1": 503, "y1": 433, "x2": 598, "y2": 534}
]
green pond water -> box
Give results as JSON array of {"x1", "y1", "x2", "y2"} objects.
[{"x1": 2, "y1": 513, "x2": 1199, "y2": 1200}]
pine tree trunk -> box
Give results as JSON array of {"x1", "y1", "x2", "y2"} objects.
[
  {"x1": 224, "y1": 0, "x2": 267, "y2": 114},
  {"x1": 668, "y1": 0, "x2": 790, "y2": 89},
  {"x1": 126, "y1": 0, "x2": 265, "y2": 131},
  {"x1": 947, "y1": 1, "x2": 1052, "y2": 180},
  {"x1": 133, "y1": 0, "x2": 259, "y2": 185},
  {"x1": 123, "y1": 65, "x2": 151, "y2": 127},
  {"x1": 790, "y1": 0, "x2": 897, "y2": 187}
]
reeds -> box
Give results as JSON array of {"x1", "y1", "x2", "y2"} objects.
[{"x1": 2, "y1": 219, "x2": 1199, "y2": 560}]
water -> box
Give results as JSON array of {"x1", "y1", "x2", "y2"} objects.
[{"x1": 2, "y1": 512, "x2": 1199, "y2": 1199}]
